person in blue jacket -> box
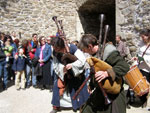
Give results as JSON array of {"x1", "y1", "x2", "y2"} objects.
[
  {"x1": 34, "y1": 36, "x2": 52, "y2": 89},
  {"x1": 12, "y1": 47, "x2": 26, "y2": 90}
]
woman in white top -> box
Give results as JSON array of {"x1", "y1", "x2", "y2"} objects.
[
  {"x1": 137, "y1": 29, "x2": 150, "y2": 82},
  {"x1": 130, "y1": 29, "x2": 150, "y2": 108}
]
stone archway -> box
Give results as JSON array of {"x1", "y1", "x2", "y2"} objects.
[{"x1": 76, "y1": 0, "x2": 115, "y2": 43}]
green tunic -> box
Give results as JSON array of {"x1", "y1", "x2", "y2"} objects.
[{"x1": 81, "y1": 50, "x2": 130, "y2": 113}]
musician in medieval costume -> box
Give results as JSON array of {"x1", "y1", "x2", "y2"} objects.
[
  {"x1": 78, "y1": 34, "x2": 129, "y2": 113},
  {"x1": 130, "y1": 29, "x2": 150, "y2": 109},
  {"x1": 137, "y1": 29, "x2": 150, "y2": 83},
  {"x1": 50, "y1": 36, "x2": 89, "y2": 113}
]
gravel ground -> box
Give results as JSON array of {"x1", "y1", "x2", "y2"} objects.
[{"x1": 0, "y1": 83, "x2": 149, "y2": 113}]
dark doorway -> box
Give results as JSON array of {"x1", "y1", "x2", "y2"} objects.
[{"x1": 78, "y1": 0, "x2": 115, "y2": 43}]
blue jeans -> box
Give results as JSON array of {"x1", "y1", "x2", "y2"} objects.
[
  {"x1": 0, "y1": 61, "x2": 8, "y2": 87},
  {"x1": 26, "y1": 64, "x2": 37, "y2": 86}
]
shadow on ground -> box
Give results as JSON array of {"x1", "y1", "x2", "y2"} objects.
[{"x1": 0, "y1": 80, "x2": 14, "y2": 93}]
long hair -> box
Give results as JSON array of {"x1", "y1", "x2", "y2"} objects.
[
  {"x1": 21, "y1": 39, "x2": 29, "y2": 48},
  {"x1": 39, "y1": 36, "x2": 45, "y2": 46},
  {"x1": 51, "y1": 36, "x2": 65, "y2": 49},
  {"x1": 4, "y1": 35, "x2": 13, "y2": 44}
]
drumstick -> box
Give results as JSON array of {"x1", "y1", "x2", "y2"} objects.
[{"x1": 127, "y1": 57, "x2": 137, "y2": 63}]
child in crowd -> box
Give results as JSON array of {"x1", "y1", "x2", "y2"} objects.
[
  {"x1": 3, "y1": 40, "x2": 13, "y2": 68},
  {"x1": 12, "y1": 47, "x2": 26, "y2": 90}
]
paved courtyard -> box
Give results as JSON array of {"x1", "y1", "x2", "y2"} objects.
[{"x1": 0, "y1": 83, "x2": 150, "y2": 113}]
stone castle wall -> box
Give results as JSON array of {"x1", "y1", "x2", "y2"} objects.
[
  {"x1": 0, "y1": 0, "x2": 150, "y2": 56},
  {"x1": 116, "y1": 0, "x2": 150, "y2": 56},
  {"x1": 0, "y1": 0, "x2": 80, "y2": 41}
]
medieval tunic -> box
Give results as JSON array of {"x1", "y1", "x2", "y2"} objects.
[
  {"x1": 81, "y1": 44, "x2": 129, "y2": 113},
  {"x1": 137, "y1": 41, "x2": 150, "y2": 73},
  {"x1": 51, "y1": 44, "x2": 89, "y2": 110},
  {"x1": 132, "y1": 40, "x2": 150, "y2": 82},
  {"x1": 133, "y1": 41, "x2": 150, "y2": 106}
]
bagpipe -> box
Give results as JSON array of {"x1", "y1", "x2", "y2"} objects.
[
  {"x1": 52, "y1": 16, "x2": 78, "y2": 76},
  {"x1": 73, "y1": 14, "x2": 122, "y2": 105},
  {"x1": 52, "y1": 16, "x2": 85, "y2": 94}
]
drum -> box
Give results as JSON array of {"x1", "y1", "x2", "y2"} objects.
[{"x1": 124, "y1": 65, "x2": 149, "y2": 96}]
